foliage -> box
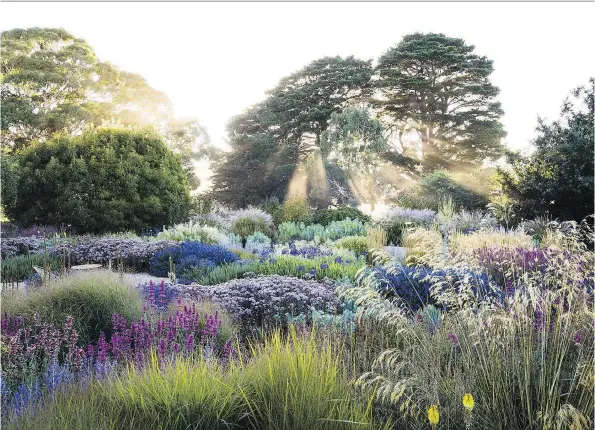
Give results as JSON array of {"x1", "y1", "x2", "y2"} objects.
[
  {"x1": 499, "y1": 80, "x2": 594, "y2": 222},
  {"x1": 245, "y1": 232, "x2": 272, "y2": 255},
  {"x1": 1, "y1": 236, "x2": 48, "y2": 259},
  {"x1": 357, "y1": 282, "x2": 594, "y2": 429},
  {"x1": 212, "y1": 56, "x2": 373, "y2": 207},
  {"x1": 375, "y1": 32, "x2": 505, "y2": 172},
  {"x1": 1, "y1": 272, "x2": 143, "y2": 345},
  {"x1": 0, "y1": 314, "x2": 86, "y2": 412},
  {"x1": 320, "y1": 108, "x2": 390, "y2": 205},
  {"x1": 400, "y1": 170, "x2": 490, "y2": 211},
  {"x1": 195, "y1": 255, "x2": 363, "y2": 285},
  {"x1": 1, "y1": 253, "x2": 62, "y2": 283},
  {"x1": 5, "y1": 330, "x2": 378, "y2": 430},
  {"x1": 374, "y1": 206, "x2": 436, "y2": 245},
  {"x1": 157, "y1": 222, "x2": 226, "y2": 244},
  {"x1": 232, "y1": 218, "x2": 272, "y2": 244},
  {"x1": 241, "y1": 328, "x2": 377, "y2": 429},
  {"x1": 3, "y1": 128, "x2": 191, "y2": 234},
  {"x1": 312, "y1": 206, "x2": 371, "y2": 226},
  {"x1": 354, "y1": 262, "x2": 493, "y2": 314},
  {"x1": 185, "y1": 275, "x2": 340, "y2": 329},
  {"x1": 281, "y1": 197, "x2": 312, "y2": 223},
  {"x1": 55, "y1": 237, "x2": 176, "y2": 271},
  {"x1": 0, "y1": 28, "x2": 217, "y2": 182},
  {"x1": 148, "y1": 241, "x2": 239, "y2": 278},
  {"x1": 335, "y1": 236, "x2": 370, "y2": 256},
  {"x1": 277, "y1": 218, "x2": 368, "y2": 242}
]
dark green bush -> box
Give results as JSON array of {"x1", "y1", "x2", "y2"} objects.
[
  {"x1": 2, "y1": 272, "x2": 143, "y2": 345},
  {"x1": 312, "y1": 206, "x2": 371, "y2": 226},
  {"x1": 4, "y1": 128, "x2": 191, "y2": 234}
]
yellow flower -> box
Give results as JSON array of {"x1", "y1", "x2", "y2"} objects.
[
  {"x1": 428, "y1": 404, "x2": 440, "y2": 426},
  {"x1": 463, "y1": 393, "x2": 475, "y2": 412}
]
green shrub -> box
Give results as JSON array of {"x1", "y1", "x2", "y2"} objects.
[
  {"x1": 313, "y1": 206, "x2": 371, "y2": 226},
  {"x1": 232, "y1": 218, "x2": 272, "y2": 245},
  {"x1": 260, "y1": 197, "x2": 285, "y2": 226},
  {"x1": 1, "y1": 271, "x2": 143, "y2": 345},
  {"x1": 282, "y1": 197, "x2": 312, "y2": 223},
  {"x1": 335, "y1": 236, "x2": 369, "y2": 255},
  {"x1": 3, "y1": 128, "x2": 191, "y2": 234},
  {"x1": 1, "y1": 253, "x2": 62, "y2": 283}
]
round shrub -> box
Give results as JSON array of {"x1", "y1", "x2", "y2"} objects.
[
  {"x1": 185, "y1": 275, "x2": 341, "y2": 328},
  {"x1": 312, "y1": 207, "x2": 371, "y2": 226},
  {"x1": 1, "y1": 271, "x2": 143, "y2": 345},
  {"x1": 282, "y1": 197, "x2": 312, "y2": 223},
  {"x1": 4, "y1": 128, "x2": 191, "y2": 234},
  {"x1": 148, "y1": 241, "x2": 239, "y2": 278}
]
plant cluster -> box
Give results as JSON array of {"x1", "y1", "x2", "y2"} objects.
[
  {"x1": 148, "y1": 241, "x2": 239, "y2": 279},
  {"x1": 312, "y1": 206, "x2": 371, "y2": 226},
  {"x1": 52, "y1": 238, "x2": 177, "y2": 272},
  {"x1": 185, "y1": 275, "x2": 341, "y2": 329}
]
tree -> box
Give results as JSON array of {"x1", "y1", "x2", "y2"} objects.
[
  {"x1": 375, "y1": 33, "x2": 506, "y2": 172},
  {"x1": 320, "y1": 107, "x2": 389, "y2": 209},
  {"x1": 3, "y1": 128, "x2": 191, "y2": 233},
  {"x1": 213, "y1": 56, "x2": 374, "y2": 207},
  {"x1": 1, "y1": 27, "x2": 215, "y2": 190},
  {"x1": 499, "y1": 79, "x2": 594, "y2": 222}
]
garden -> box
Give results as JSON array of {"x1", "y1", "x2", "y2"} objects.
[{"x1": 1, "y1": 25, "x2": 594, "y2": 430}]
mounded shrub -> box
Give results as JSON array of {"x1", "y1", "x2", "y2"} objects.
[
  {"x1": 1, "y1": 272, "x2": 143, "y2": 345},
  {"x1": 185, "y1": 275, "x2": 341, "y2": 328},
  {"x1": 4, "y1": 128, "x2": 191, "y2": 234},
  {"x1": 312, "y1": 206, "x2": 371, "y2": 226}
]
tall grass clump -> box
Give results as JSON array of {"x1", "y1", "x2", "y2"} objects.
[
  {"x1": 357, "y1": 280, "x2": 594, "y2": 429},
  {"x1": 241, "y1": 328, "x2": 377, "y2": 430},
  {"x1": 2, "y1": 271, "x2": 143, "y2": 344}
]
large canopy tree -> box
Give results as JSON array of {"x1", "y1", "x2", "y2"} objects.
[
  {"x1": 213, "y1": 56, "x2": 374, "y2": 207},
  {"x1": 499, "y1": 79, "x2": 594, "y2": 222},
  {"x1": 375, "y1": 33, "x2": 506, "y2": 172},
  {"x1": 1, "y1": 27, "x2": 215, "y2": 189}
]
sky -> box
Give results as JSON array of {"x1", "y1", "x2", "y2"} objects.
[{"x1": 1, "y1": 2, "x2": 593, "y2": 154}]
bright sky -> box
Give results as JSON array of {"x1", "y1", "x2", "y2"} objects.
[{"x1": 1, "y1": 2, "x2": 593, "y2": 153}]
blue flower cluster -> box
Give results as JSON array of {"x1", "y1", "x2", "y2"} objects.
[
  {"x1": 148, "y1": 241, "x2": 239, "y2": 278},
  {"x1": 369, "y1": 265, "x2": 493, "y2": 313}
]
